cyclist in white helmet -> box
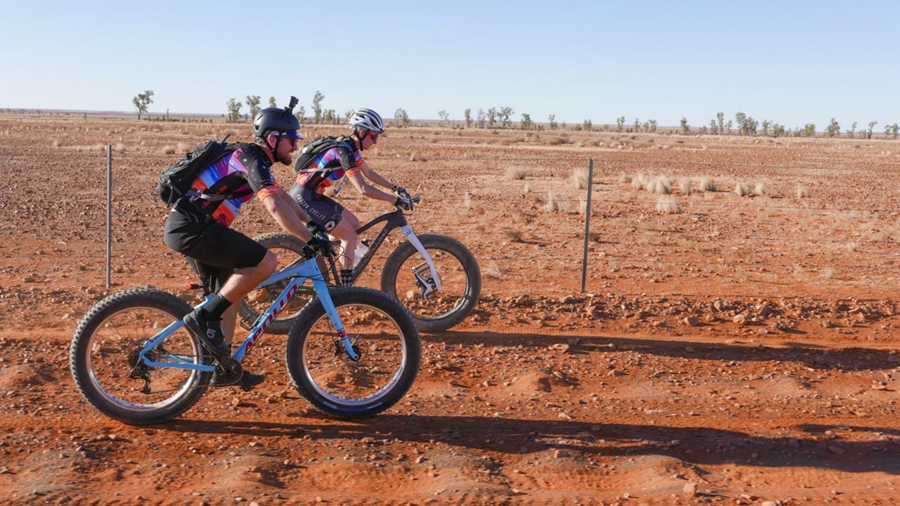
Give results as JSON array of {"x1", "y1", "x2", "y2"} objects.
[{"x1": 289, "y1": 108, "x2": 412, "y2": 286}]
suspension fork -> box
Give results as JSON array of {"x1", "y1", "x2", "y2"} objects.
[{"x1": 399, "y1": 225, "x2": 442, "y2": 294}]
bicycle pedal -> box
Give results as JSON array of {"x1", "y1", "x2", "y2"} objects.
[{"x1": 211, "y1": 359, "x2": 243, "y2": 387}]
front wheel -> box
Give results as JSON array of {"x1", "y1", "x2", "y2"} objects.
[
  {"x1": 285, "y1": 287, "x2": 421, "y2": 419},
  {"x1": 381, "y1": 234, "x2": 481, "y2": 332},
  {"x1": 69, "y1": 288, "x2": 212, "y2": 425}
]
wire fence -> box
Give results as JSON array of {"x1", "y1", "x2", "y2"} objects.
[{"x1": 4, "y1": 145, "x2": 899, "y2": 300}]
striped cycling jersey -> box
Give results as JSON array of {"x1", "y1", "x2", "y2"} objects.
[
  {"x1": 295, "y1": 140, "x2": 363, "y2": 195},
  {"x1": 188, "y1": 144, "x2": 279, "y2": 227}
]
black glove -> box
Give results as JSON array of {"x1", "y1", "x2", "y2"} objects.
[
  {"x1": 306, "y1": 235, "x2": 334, "y2": 256},
  {"x1": 306, "y1": 221, "x2": 326, "y2": 237},
  {"x1": 392, "y1": 185, "x2": 407, "y2": 196},
  {"x1": 394, "y1": 195, "x2": 413, "y2": 211}
]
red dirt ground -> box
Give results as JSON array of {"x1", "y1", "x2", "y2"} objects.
[{"x1": 1, "y1": 113, "x2": 900, "y2": 505}]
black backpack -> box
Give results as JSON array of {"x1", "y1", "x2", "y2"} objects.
[
  {"x1": 292, "y1": 136, "x2": 353, "y2": 174},
  {"x1": 157, "y1": 137, "x2": 250, "y2": 206}
]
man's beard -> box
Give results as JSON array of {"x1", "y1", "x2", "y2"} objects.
[{"x1": 278, "y1": 152, "x2": 293, "y2": 165}]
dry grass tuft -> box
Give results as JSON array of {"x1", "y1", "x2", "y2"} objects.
[
  {"x1": 698, "y1": 177, "x2": 716, "y2": 192},
  {"x1": 679, "y1": 179, "x2": 692, "y2": 195},
  {"x1": 522, "y1": 182, "x2": 531, "y2": 194},
  {"x1": 547, "y1": 136, "x2": 569, "y2": 146},
  {"x1": 545, "y1": 190, "x2": 560, "y2": 212},
  {"x1": 579, "y1": 197, "x2": 590, "y2": 215},
  {"x1": 462, "y1": 192, "x2": 474, "y2": 210},
  {"x1": 631, "y1": 174, "x2": 647, "y2": 191},
  {"x1": 503, "y1": 228, "x2": 524, "y2": 243},
  {"x1": 753, "y1": 182, "x2": 768, "y2": 197},
  {"x1": 162, "y1": 145, "x2": 177, "y2": 155},
  {"x1": 506, "y1": 166, "x2": 527, "y2": 180},
  {"x1": 113, "y1": 143, "x2": 126, "y2": 154},
  {"x1": 177, "y1": 142, "x2": 190, "y2": 152},
  {"x1": 572, "y1": 167, "x2": 590, "y2": 190},
  {"x1": 734, "y1": 182, "x2": 750, "y2": 197},
  {"x1": 656, "y1": 195, "x2": 682, "y2": 214},
  {"x1": 484, "y1": 261, "x2": 503, "y2": 280},
  {"x1": 796, "y1": 186, "x2": 810, "y2": 199},
  {"x1": 649, "y1": 176, "x2": 672, "y2": 195},
  {"x1": 619, "y1": 172, "x2": 632, "y2": 184}
]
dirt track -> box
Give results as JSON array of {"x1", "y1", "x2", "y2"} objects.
[{"x1": 2, "y1": 114, "x2": 900, "y2": 505}]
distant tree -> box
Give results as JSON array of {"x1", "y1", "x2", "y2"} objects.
[
  {"x1": 245, "y1": 95, "x2": 261, "y2": 121},
  {"x1": 716, "y1": 112, "x2": 725, "y2": 135},
  {"x1": 583, "y1": 119, "x2": 593, "y2": 131},
  {"x1": 648, "y1": 119, "x2": 657, "y2": 133},
  {"x1": 725, "y1": 120, "x2": 733, "y2": 135},
  {"x1": 709, "y1": 119, "x2": 719, "y2": 135},
  {"x1": 226, "y1": 98, "x2": 242, "y2": 123},
  {"x1": 826, "y1": 118, "x2": 840, "y2": 138},
  {"x1": 312, "y1": 91, "x2": 325, "y2": 124},
  {"x1": 296, "y1": 106, "x2": 306, "y2": 123},
  {"x1": 499, "y1": 107, "x2": 514, "y2": 128},
  {"x1": 616, "y1": 116, "x2": 625, "y2": 132},
  {"x1": 743, "y1": 116, "x2": 759, "y2": 135},
  {"x1": 269, "y1": 96, "x2": 277, "y2": 107},
  {"x1": 520, "y1": 113, "x2": 533, "y2": 130},
  {"x1": 642, "y1": 121, "x2": 649, "y2": 133},
  {"x1": 394, "y1": 107, "x2": 410, "y2": 127},
  {"x1": 734, "y1": 112, "x2": 747, "y2": 134},
  {"x1": 464, "y1": 108, "x2": 472, "y2": 128},
  {"x1": 345, "y1": 110, "x2": 354, "y2": 122},
  {"x1": 476, "y1": 109, "x2": 486, "y2": 129},
  {"x1": 802, "y1": 123, "x2": 816, "y2": 137},
  {"x1": 772, "y1": 123, "x2": 785, "y2": 137},
  {"x1": 846, "y1": 121, "x2": 857, "y2": 138},
  {"x1": 438, "y1": 109, "x2": 449, "y2": 126},
  {"x1": 867, "y1": 121, "x2": 878, "y2": 139},
  {"x1": 132, "y1": 90, "x2": 154, "y2": 120},
  {"x1": 761, "y1": 120, "x2": 770, "y2": 136},
  {"x1": 487, "y1": 108, "x2": 497, "y2": 128},
  {"x1": 887, "y1": 123, "x2": 899, "y2": 140},
  {"x1": 548, "y1": 114, "x2": 558, "y2": 130},
  {"x1": 632, "y1": 118, "x2": 640, "y2": 132},
  {"x1": 680, "y1": 117, "x2": 690, "y2": 134}
]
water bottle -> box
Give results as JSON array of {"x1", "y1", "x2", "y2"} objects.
[{"x1": 352, "y1": 240, "x2": 370, "y2": 268}]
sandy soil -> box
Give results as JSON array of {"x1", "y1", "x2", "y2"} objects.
[{"x1": 1, "y1": 113, "x2": 900, "y2": 505}]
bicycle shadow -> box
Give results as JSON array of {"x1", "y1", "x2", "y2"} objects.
[
  {"x1": 160, "y1": 414, "x2": 900, "y2": 475},
  {"x1": 427, "y1": 330, "x2": 900, "y2": 373}
]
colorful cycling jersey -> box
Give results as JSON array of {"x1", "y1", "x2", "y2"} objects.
[
  {"x1": 295, "y1": 139, "x2": 363, "y2": 195},
  {"x1": 188, "y1": 144, "x2": 279, "y2": 227}
]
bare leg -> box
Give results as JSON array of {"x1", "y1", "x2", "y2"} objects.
[{"x1": 327, "y1": 209, "x2": 362, "y2": 270}]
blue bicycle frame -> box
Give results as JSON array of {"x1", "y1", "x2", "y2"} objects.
[{"x1": 137, "y1": 256, "x2": 360, "y2": 372}]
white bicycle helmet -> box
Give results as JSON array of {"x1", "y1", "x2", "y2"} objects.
[{"x1": 348, "y1": 108, "x2": 385, "y2": 134}]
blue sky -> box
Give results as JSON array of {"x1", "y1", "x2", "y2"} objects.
[{"x1": 3, "y1": 0, "x2": 898, "y2": 128}]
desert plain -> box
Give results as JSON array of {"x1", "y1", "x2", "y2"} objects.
[{"x1": 1, "y1": 113, "x2": 900, "y2": 505}]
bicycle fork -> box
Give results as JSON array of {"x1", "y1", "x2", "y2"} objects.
[
  {"x1": 400, "y1": 226, "x2": 442, "y2": 299},
  {"x1": 312, "y1": 276, "x2": 361, "y2": 361}
]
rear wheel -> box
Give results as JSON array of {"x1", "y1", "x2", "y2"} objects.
[
  {"x1": 69, "y1": 289, "x2": 212, "y2": 425},
  {"x1": 238, "y1": 233, "x2": 329, "y2": 335}
]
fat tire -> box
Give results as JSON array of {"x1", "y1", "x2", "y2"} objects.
[
  {"x1": 70, "y1": 288, "x2": 212, "y2": 425},
  {"x1": 285, "y1": 287, "x2": 421, "y2": 419},
  {"x1": 238, "y1": 232, "x2": 329, "y2": 335},
  {"x1": 380, "y1": 234, "x2": 481, "y2": 332}
]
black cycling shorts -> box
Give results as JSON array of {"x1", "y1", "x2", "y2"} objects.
[
  {"x1": 163, "y1": 208, "x2": 267, "y2": 290},
  {"x1": 288, "y1": 183, "x2": 345, "y2": 232}
]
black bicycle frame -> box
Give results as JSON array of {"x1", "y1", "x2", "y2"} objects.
[{"x1": 349, "y1": 209, "x2": 409, "y2": 284}]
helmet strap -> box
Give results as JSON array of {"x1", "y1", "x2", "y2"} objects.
[{"x1": 266, "y1": 134, "x2": 282, "y2": 161}]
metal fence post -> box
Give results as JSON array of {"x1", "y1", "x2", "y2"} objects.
[
  {"x1": 580, "y1": 158, "x2": 594, "y2": 293},
  {"x1": 106, "y1": 145, "x2": 112, "y2": 289}
]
